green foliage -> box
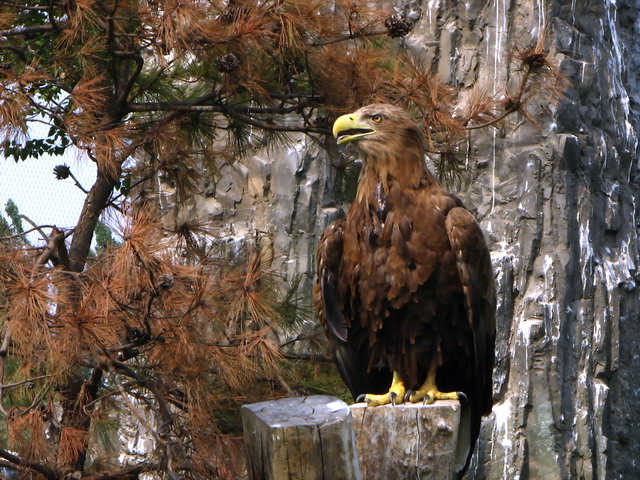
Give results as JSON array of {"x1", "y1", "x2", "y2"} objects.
[
  {"x1": 5, "y1": 199, "x2": 23, "y2": 234},
  {"x1": 274, "y1": 275, "x2": 314, "y2": 332},
  {"x1": 114, "y1": 177, "x2": 131, "y2": 197},
  {"x1": 88, "y1": 413, "x2": 120, "y2": 460},
  {"x1": 3, "y1": 134, "x2": 71, "y2": 161},
  {"x1": 284, "y1": 359, "x2": 352, "y2": 404},
  {"x1": 94, "y1": 221, "x2": 121, "y2": 254},
  {"x1": 0, "y1": 212, "x2": 13, "y2": 238}
]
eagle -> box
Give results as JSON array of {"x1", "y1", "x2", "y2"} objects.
[{"x1": 314, "y1": 103, "x2": 496, "y2": 478}]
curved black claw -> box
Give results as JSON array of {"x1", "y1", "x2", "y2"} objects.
[
  {"x1": 456, "y1": 392, "x2": 468, "y2": 404},
  {"x1": 404, "y1": 390, "x2": 415, "y2": 403},
  {"x1": 390, "y1": 392, "x2": 397, "y2": 406},
  {"x1": 422, "y1": 393, "x2": 434, "y2": 405},
  {"x1": 356, "y1": 394, "x2": 368, "y2": 404}
]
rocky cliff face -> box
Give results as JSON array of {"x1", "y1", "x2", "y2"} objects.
[{"x1": 183, "y1": 1, "x2": 639, "y2": 478}]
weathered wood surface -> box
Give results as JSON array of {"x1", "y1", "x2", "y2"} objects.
[
  {"x1": 350, "y1": 400, "x2": 461, "y2": 480},
  {"x1": 242, "y1": 396, "x2": 461, "y2": 480},
  {"x1": 242, "y1": 395, "x2": 361, "y2": 480}
]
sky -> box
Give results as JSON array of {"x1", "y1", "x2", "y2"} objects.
[{"x1": 0, "y1": 122, "x2": 97, "y2": 246}]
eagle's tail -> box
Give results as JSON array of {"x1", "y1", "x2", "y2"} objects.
[{"x1": 454, "y1": 403, "x2": 482, "y2": 479}]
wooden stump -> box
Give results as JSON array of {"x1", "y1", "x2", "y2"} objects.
[
  {"x1": 350, "y1": 400, "x2": 461, "y2": 480},
  {"x1": 242, "y1": 395, "x2": 362, "y2": 480}
]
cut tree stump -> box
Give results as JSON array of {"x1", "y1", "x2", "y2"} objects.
[
  {"x1": 242, "y1": 396, "x2": 461, "y2": 480},
  {"x1": 241, "y1": 395, "x2": 362, "y2": 480},
  {"x1": 350, "y1": 400, "x2": 461, "y2": 479}
]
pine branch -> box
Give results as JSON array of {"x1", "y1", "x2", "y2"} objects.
[{"x1": 0, "y1": 448, "x2": 58, "y2": 480}]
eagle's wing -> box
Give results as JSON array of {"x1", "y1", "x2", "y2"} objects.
[
  {"x1": 315, "y1": 218, "x2": 392, "y2": 399},
  {"x1": 445, "y1": 207, "x2": 496, "y2": 415},
  {"x1": 315, "y1": 219, "x2": 348, "y2": 342}
]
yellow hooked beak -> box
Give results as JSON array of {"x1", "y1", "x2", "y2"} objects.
[{"x1": 332, "y1": 112, "x2": 376, "y2": 145}]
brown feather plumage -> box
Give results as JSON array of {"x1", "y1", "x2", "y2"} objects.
[{"x1": 315, "y1": 104, "x2": 496, "y2": 477}]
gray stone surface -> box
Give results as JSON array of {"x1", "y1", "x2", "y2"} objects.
[{"x1": 185, "y1": 1, "x2": 639, "y2": 478}]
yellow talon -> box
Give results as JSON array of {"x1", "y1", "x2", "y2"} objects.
[
  {"x1": 407, "y1": 383, "x2": 461, "y2": 404},
  {"x1": 406, "y1": 364, "x2": 464, "y2": 404},
  {"x1": 358, "y1": 372, "x2": 406, "y2": 407}
]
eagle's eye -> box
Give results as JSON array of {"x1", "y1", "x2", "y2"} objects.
[{"x1": 371, "y1": 114, "x2": 383, "y2": 124}]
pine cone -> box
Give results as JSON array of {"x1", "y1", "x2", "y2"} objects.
[
  {"x1": 216, "y1": 53, "x2": 240, "y2": 73},
  {"x1": 53, "y1": 164, "x2": 71, "y2": 180},
  {"x1": 384, "y1": 15, "x2": 414, "y2": 38},
  {"x1": 157, "y1": 273, "x2": 174, "y2": 290}
]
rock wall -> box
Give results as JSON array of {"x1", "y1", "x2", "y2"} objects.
[{"x1": 186, "y1": 1, "x2": 639, "y2": 478}]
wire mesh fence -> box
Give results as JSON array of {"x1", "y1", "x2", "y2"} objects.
[{"x1": 0, "y1": 122, "x2": 97, "y2": 246}]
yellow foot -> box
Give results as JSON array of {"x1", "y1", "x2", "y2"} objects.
[
  {"x1": 404, "y1": 383, "x2": 465, "y2": 404},
  {"x1": 356, "y1": 372, "x2": 406, "y2": 407}
]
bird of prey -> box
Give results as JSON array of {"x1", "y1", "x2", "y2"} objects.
[{"x1": 314, "y1": 103, "x2": 496, "y2": 478}]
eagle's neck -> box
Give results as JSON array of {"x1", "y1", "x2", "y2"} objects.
[{"x1": 355, "y1": 148, "x2": 438, "y2": 203}]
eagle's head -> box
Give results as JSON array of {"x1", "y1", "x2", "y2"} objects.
[{"x1": 332, "y1": 104, "x2": 424, "y2": 159}]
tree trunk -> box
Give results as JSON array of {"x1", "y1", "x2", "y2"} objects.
[
  {"x1": 196, "y1": 1, "x2": 639, "y2": 478},
  {"x1": 350, "y1": 400, "x2": 461, "y2": 479},
  {"x1": 68, "y1": 171, "x2": 119, "y2": 272},
  {"x1": 242, "y1": 396, "x2": 362, "y2": 480}
]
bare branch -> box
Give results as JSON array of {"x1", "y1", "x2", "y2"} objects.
[
  {"x1": 280, "y1": 332, "x2": 324, "y2": 349},
  {"x1": 0, "y1": 224, "x2": 58, "y2": 241},
  {"x1": 113, "y1": 52, "x2": 144, "y2": 108},
  {"x1": 311, "y1": 30, "x2": 387, "y2": 47},
  {"x1": 113, "y1": 374, "x2": 162, "y2": 443},
  {"x1": 465, "y1": 109, "x2": 514, "y2": 130},
  {"x1": 0, "y1": 45, "x2": 28, "y2": 62},
  {"x1": 33, "y1": 227, "x2": 66, "y2": 269},
  {"x1": 67, "y1": 170, "x2": 90, "y2": 194},
  {"x1": 281, "y1": 352, "x2": 333, "y2": 363},
  {"x1": 0, "y1": 24, "x2": 64, "y2": 37},
  {"x1": 128, "y1": 101, "x2": 304, "y2": 116},
  {"x1": 224, "y1": 108, "x2": 330, "y2": 135},
  {"x1": 80, "y1": 463, "x2": 156, "y2": 480},
  {"x1": 18, "y1": 214, "x2": 50, "y2": 241},
  {"x1": 54, "y1": 228, "x2": 71, "y2": 269},
  {"x1": 0, "y1": 373, "x2": 54, "y2": 390},
  {"x1": 0, "y1": 325, "x2": 12, "y2": 416},
  {"x1": 111, "y1": 364, "x2": 182, "y2": 480}
]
